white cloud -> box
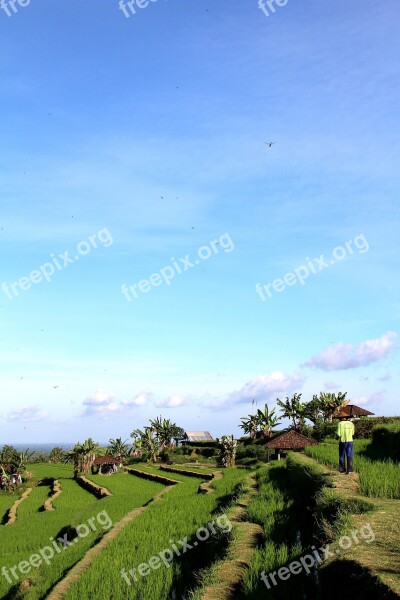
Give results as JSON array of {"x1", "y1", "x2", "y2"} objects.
[
  {"x1": 82, "y1": 389, "x2": 124, "y2": 418},
  {"x1": 303, "y1": 332, "x2": 398, "y2": 371},
  {"x1": 7, "y1": 406, "x2": 47, "y2": 422},
  {"x1": 155, "y1": 394, "x2": 187, "y2": 408},
  {"x1": 122, "y1": 392, "x2": 151, "y2": 407},
  {"x1": 82, "y1": 390, "x2": 154, "y2": 418},
  {"x1": 84, "y1": 389, "x2": 115, "y2": 406},
  {"x1": 226, "y1": 371, "x2": 306, "y2": 405}
]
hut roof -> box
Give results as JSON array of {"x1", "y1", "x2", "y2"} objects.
[
  {"x1": 185, "y1": 431, "x2": 213, "y2": 442},
  {"x1": 265, "y1": 429, "x2": 316, "y2": 450},
  {"x1": 333, "y1": 405, "x2": 374, "y2": 418},
  {"x1": 93, "y1": 455, "x2": 120, "y2": 465}
]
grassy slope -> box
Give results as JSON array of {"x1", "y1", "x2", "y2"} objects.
[
  {"x1": 0, "y1": 464, "x2": 164, "y2": 599},
  {"x1": 305, "y1": 440, "x2": 400, "y2": 499},
  {"x1": 63, "y1": 468, "x2": 247, "y2": 600},
  {"x1": 301, "y1": 453, "x2": 400, "y2": 596}
]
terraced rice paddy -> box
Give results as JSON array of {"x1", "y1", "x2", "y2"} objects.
[
  {"x1": 1, "y1": 450, "x2": 399, "y2": 600},
  {"x1": 0, "y1": 464, "x2": 165, "y2": 599},
  {"x1": 305, "y1": 440, "x2": 400, "y2": 499}
]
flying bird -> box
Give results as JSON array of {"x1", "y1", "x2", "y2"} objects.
[{"x1": 265, "y1": 141, "x2": 276, "y2": 148}]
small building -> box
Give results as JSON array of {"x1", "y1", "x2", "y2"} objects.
[
  {"x1": 265, "y1": 429, "x2": 316, "y2": 460},
  {"x1": 184, "y1": 431, "x2": 214, "y2": 442},
  {"x1": 333, "y1": 405, "x2": 375, "y2": 419},
  {"x1": 91, "y1": 456, "x2": 121, "y2": 475}
]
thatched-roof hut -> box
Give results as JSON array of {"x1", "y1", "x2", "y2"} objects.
[
  {"x1": 333, "y1": 405, "x2": 374, "y2": 419},
  {"x1": 92, "y1": 455, "x2": 121, "y2": 475},
  {"x1": 265, "y1": 429, "x2": 316, "y2": 460}
]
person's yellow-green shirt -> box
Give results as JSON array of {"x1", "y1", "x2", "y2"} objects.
[{"x1": 337, "y1": 420, "x2": 355, "y2": 442}]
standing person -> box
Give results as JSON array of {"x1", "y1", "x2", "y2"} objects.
[{"x1": 336, "y1": 414, "x2": 355, "y2": 474}]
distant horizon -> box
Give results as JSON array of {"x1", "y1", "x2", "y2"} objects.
[{"x1": 3, "y1": 411, "x2": 400, "y2": 447}]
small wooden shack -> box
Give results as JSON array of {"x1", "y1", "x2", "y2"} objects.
[
  {"x1": 333, "y1": 405, "x2": 375, "y2": 418},
  {"x1": 91, "y1": 456, "x2": 121, "y2": 475},
  {"x1": 265, "y1": 429, "x2": 316, "y2": 460}
]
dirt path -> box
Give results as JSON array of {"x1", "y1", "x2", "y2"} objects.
[
  {"x1": 43, "y1": 480, "x2": 62, "y2": 511},
  {"x1": 5, "y1": 488, "x2": 33, "y2": 525},
  {"x1": 46, "y1": 485, "x2": 175, "y2": 599},
  {"x1": 198, "y1": 471, "x2": 223, "y2": 494},
  {"x1": 303, "y1": 454, "x2": 400, "y2": 596},
  {"x1": 200, "y1": 475, "x2": 263, "y2": 600}
]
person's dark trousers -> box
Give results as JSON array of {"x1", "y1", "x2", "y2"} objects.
[{"x1": 339, "y1": 442, "x2": 354, "y2": 473}]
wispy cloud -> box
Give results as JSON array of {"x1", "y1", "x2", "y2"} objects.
[
  {"x1": 155, "y1": 394, "x2": 188, "y2": 408},
  {"x1": 7, "y1": 406, "x2": 47, "y2": 422},
  {"x1": 82, "y1": 389, "x2": 122, "y2": 418},
  {"x1": 225, "y1": 371, "x2": 306, "y2": 405},
  {"x1": 82, "y1": 390, "x2": 152, "y2": 418},
  {"x1": 302, "y1": 332, "x2": 398, "y2": 371},
  {"x1": 122, "y1": 392, "x2": 151, "y2": 407}
]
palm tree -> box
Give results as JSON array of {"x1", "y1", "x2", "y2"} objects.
[
  {"x1": 80, "y1": 438, "x2": 99, "y2": 473},
  {"x1": 141, "y1": 427, "x2": 160, "y2": 463},
  {"x1": 256, "y1": 404, "x2": 281, "y2": 438},
  {"x1": 108, "y1": 438, "x2": 131, "y2": 460},
  {"x1": 17, "y1": 449, "x2": 36, "y2": 471},
  {"x1": 276, "y1": 393, "x2": 306, "y2": 431},
  {"x1": 150, "y1": 416, "x2": 182, "y2": 450},
  {"x1": 49, "y1": 447, "x2": 65, "y2": 464},
  {"x1": 307, "y1": 392, "x2": 347, "y2": 422},
  {"x1": 239, "y1": 414, "x2": 259, "y2": 439},
  {"x1": 0, "y1": 445, "x2": 18, "y2": 465},
  {"x1": 171, "y1": 426, "x2": 186, "y2": 446},
  {"x1": 63, "y1": 445, "x2": 83, "y2": 478},
  {"x1": 304, "y1": 396, "x2": 321, "y2": 424},
  {"x1": 63, "y1": 439, "x2": 98, "y2": 477}
]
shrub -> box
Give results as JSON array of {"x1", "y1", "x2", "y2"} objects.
[
  {"x1": 311, "y1": 420, "x2": 337, "y2": 442},
  {"x1": 354, "y1": 418, "x2": 375, "y2": 439},
  {"x1": 370, "y1": 425, "x2": 400, "y2": 461}
]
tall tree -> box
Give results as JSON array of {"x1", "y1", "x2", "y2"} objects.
[
  {"x1": 239, "y1": 414, "x2": 259, "y2": 439},
  {"x1": 49, "y1": 447, "x2": 66, "y2": 464},
  {"x1": 255, "y1": 404, "x2": 282, "y2": 438},
  {"x1": 276, "y1": 393, "x2": 306, "y2": 431},
  {"x1": 305, "y1": 392, "x2": 348, "y2": 423},
  {"x1": 108, "y1": 438, "x2": 131, "y2": 460}
]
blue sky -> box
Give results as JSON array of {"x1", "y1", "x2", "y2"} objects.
[{"x1": 1, "y1": 0, "x2": 399, "y2": 444}]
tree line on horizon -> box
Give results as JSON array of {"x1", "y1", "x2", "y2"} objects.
[{"x1": 1, "y1": 392, "x2": 348, "y2": 482}]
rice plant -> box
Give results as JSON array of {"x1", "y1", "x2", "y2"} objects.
[{"x1": 305, "y1": 441, "x2": 400, "y2": 499}]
